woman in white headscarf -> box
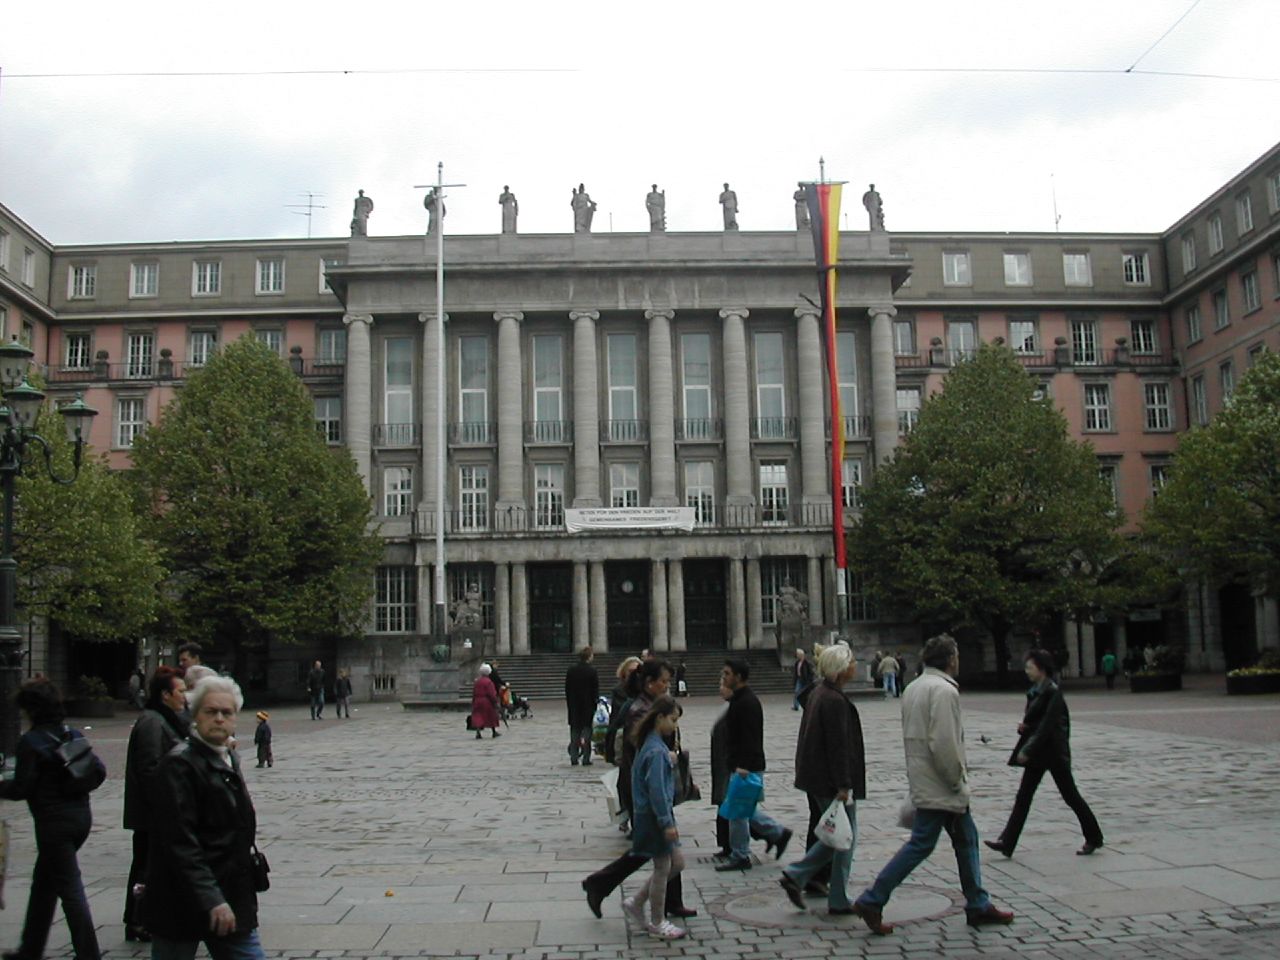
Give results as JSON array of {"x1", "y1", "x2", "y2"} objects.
[{"x1": 470, "y1": 664, "x2": 501, "y2": 739}]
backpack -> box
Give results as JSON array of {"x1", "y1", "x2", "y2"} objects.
[{"x1": 47, "y1": 727, "x2": 107, "y2": 796}]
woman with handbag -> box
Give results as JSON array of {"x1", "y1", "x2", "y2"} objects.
[
  {"x1": 622, "y1": 696, "x2": 687, "y2": 940},
  {"x1": 470, "y1": 664, "x2": 501, "y2": 740},
  {"x1": 0, "y1": 676, "x2": 106, "y2": 960}
]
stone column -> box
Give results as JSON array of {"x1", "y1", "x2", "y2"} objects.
[
  {"x1": 573, "y1": 561, "x2": 590, "y2": 649},
  {"x1": 419, "y1": 311, "x2": 445, "y2": 510},
  {"x1": 416, "y1": 562, "x2": 433, "y2": 637},
  {"x1": 728, "y1": 557, "x2": 747, "y2": 650},
  {"x1": 745, "y1": 557, "x2": 763, "y2": 649},
  {"x1": 721, "y1": 308, "x2": 753, "y2": 516},
  {"x1": 807, "y1": 555, "x2": 824, "y2": 628},
  {"x1": 646, "y1": 309, "x2": 678, "y2": 505},
  {"x1": 824, "y1": 556, "x2": 839, "y2": 627},
  {"x1": 589, "y1": 560, "x2": 608, "y2": 652},
  {"x1": 571, "y1": 310, "x2": 602, "y2": 507},
  {"x1": 796, "y1": 306, "x2": 828, "y2": 503},
  {"x1": 511, "y1": 562, "x2": 529, "y2": 655},
  {"x1": 494, "y1": 311, "x2": 525, "y2": 514},
  {"x1": 651, "y1": 559, "x2": 669, "y2": 651},
  {"x1": 494, "y1": 562, "x2": 511, "y2": 655},
  {"x1": 342, "y1": 313, "x2": 374, "y2": 492},
  {"x1": 667, "y1": 559, "x2": 686, "y2": 652},
  {"x1": 868, "y1": 305, "x2": 898, "y2": 465},
  {"x1": 1112, "y1": 619, "x2": 1128, "y2": 668}
]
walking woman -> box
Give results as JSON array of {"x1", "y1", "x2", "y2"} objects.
[
  {"x1": 471, "y1": 663, "x2": 501, "y2": 739},
  {"x1": 622, "y1": 695, "x2": 687, "y2": 940},
  {"x1": 985, "y1": 648, "x2": 1104, "y2": 858},
  {"x1": 122, "y1": 665, "x2": 191, "y2": 941},
  {"x1": 0, "y1": 677, "x2": 106, "y2": 960}
]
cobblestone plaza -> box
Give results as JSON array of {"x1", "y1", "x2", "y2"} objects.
[{"x1": 2, "y1": 680, "x2": 1278, "y2": 958}]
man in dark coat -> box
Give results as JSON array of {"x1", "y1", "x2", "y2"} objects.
[
  {"x1": 307, "y1": 660, "x2": 325, "y2": 719},
  {"x1": 717, "y1": 658, "x2": 791, "y2": 872},
  {"x1": 146, "y1": 676, "x2": 266, "y2": 959},
  {"x1": 564, "y1": 646, "x2": 600, "y2": 766}
]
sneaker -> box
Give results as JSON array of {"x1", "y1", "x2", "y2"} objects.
[
  {"x1": 621, "y1": 897, "x2": 645, "y2": 929},
  {"x1": 647, "y1": 920, "x2": 687, "y2": 940}
]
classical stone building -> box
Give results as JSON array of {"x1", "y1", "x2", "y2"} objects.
[{"x1": 1, "y1": 142, "x2": 1277, "y2": 696}]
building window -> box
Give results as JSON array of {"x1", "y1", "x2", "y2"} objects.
[
  {"x1": 255, "y1": 329, "x2": 283, "y2": 356},
  {"x1": 64, "y1": 333, "x2": 91, "y2": 370},
  {"x1": 1241, "y1": 270, "x2": 1261, "y2": 313},
  {"x1": 681, "y1": 333, "x2": 713, "y2": 437},
  {"x1": 1149, "y1": 464, "x2": 1170, "y2": 500},
  {"x1": 753, "y1": 332, "x2": 786, "y2": 438},
  {"x1": 130, "y1": 262, "x2": 158, "y2": 298},
  {"x1": 383, "y1": 466, "x2": 413, "y2": 517},
  {"x1": 842, "y1": 569, "x2": 878, "y2": 622},
  {"x1": 69, "y1": 265, "x2": 96, "y2": 299},
  {"x1": 1181, "y1": 234, "x2": 1197, "y2": 273},
  {"x1": 1003, "y1": 252, "x2": 1032, "y2": 286},
  {"x1": 684, "y1": 460, "x2": 715, "y2": 526},
  {"x1": 836, "y1": 330, "x2": 857, "y2": 421},
  {"x1": 1129, "y1": 319, "x2": 1157, "y2": 354},
  {"x1": 1212, "y1": 289, "x2": 1229, "y2": 329},
  {"x1": 21, "y1": 248, "x2": 35, "y2": 286},
  {"x1": 946, "y1": 318, "x2": 976, "y2": 364},
  {"x1": 1208, "y1": 214, "x2": 1224, "y2": 255},
  {"x1": 1185, "y1": 304, "x2": 1202, "y2": 344},
  {"x1": 459, "y1": 465, "x2": 489, "y2": 530},
  {"x1": 760, "y1": 558, "x2": 805, "y2": 627},
  {"x1": 0, "y1": 229, "x2": 8, "y2": 271},
  {"x1": 188, "y1": 329, "x2": 217, "y2": 367},
  {"x1": 1063, "y1": 252, "x2": 1092, "y2": 286},
  {"x1": 896, "y1": 387, "x2": 921, "y2": 434},
  {"x1": 256, "y1": 257, "x2": 285, "y2": 294},
  {"x1": 607, "y1": 333, "x2": 638, "y2": 439},
  {"x1": 1219, "y1": 361, "x2": 1235, "y2": 402},
  {"x1": 1097, "y1": 463, "x2": 1119, "y2": 509},
  {"x1": 20, "y1": 320, "x2": 32, "y2": 347},
  {"x1": 319, "y1": 256, "x2": 343, "y2": 293},
  {"x1": 1070, "y1": 318, "x2": 1098, "y2": 365},
  {"x1": 1190, "y1": 376, "x2": 1208, "y2": 426},
  {"x1": 1008, "y1": 317, "x2": 1038, "y2": 354},
  {"x1": 1248, "y1": 343, "x2": 1267, "y2": 368},
  {"x1": 534, "y1": 463, "x2": 565, "y2": 529},
  {"x1": 116, "y1": 397, "x2": 147, "y2": 447},
  {"x1": 449, "y1": 565, "x2": 495, "y2": 630},
  {"x1": 0, "y1": 307, "x2": 6, "y2": 340},
  {"x1": 1143, "y1": 382, "x2": 1172, "y2": 431},
  {"x1": 317, "y1": 327, "x2": 346, "y2": 366},
  {"x1": 459, "y1": 335, "x2": 489, "y2": 443},
  {"x1": 384, "y1": 337, "x2": 414, "y2": 442},
  {"x1": 1269, "y1": 170, "x2": 1280, "y2": 214},
  {"x1": 374, "y1": 566, "x2": 416, "y2": 633},
  {"x1": 942, "y1": 251, "x2": 972, "y2": 286},
  {"x1": 759, "y1": 461, "x2": 789, "y2": 525},
  {"x1": 532, "y1": 335, "x2": 563, "y2": 441},
  {"x1": 126, "y1": 332, "x2": 155, "y2": 378},
  {"x1": 609, "y1": 462, "x2": 640, "y2": 508},
  {"x1": 1236, "y1": 192, "x2": 1254, "y2": 235},
  {"x1": 841, "y1": 458, "x2": 863, "y2": 509},
  {"x1": 314, "y1": 396, "x2": 342, "y2": 444},
  {"x1": 892, "y1": 320, "x2": 915, "y2": 356},
  {"x1": 193, "y1": 261, "x2": 221, "y2": 296},
  {"x1": 1122, "y1": 252, "x2": 1149, "y2": 286},
  {"x1": 1084, "y1": 383, "x2": 1111, "y2": 432}
]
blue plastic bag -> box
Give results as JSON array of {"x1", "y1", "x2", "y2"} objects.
[{"x1": 717, "y1": 771, "x2": 764, "y2": 820}]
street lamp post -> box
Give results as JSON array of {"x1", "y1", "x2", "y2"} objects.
[{"x1": 0, "y1": 337, "x2": 97, "y2": 765}]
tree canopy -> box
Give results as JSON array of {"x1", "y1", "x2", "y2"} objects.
[
  {"x1": 130, "y1": 337, "x2": 382, "y2": 672},
  {"x1": 1144, "y1": 349, "x2": 1280, "y2": 597},
  {"x1": 850, "y1": 343, "x2": 1125, "y2": 678}
]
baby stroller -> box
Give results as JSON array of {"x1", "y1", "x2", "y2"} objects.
[{"x1": 500, "y1": 686, "x2": 533, "y2": 722}]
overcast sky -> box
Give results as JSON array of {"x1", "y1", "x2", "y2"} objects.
[{"x1": 2, "y1": 1, "x2": 1278, "y2": 245}]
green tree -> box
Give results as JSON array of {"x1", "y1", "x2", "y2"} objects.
[
  {"x1": 14, "y1": 409, "x2": 164, "y2": 641},
  {"x1": 1144, "y1": 349, "x2": 1280, "y2": 597},
  {"x1": 130, "y1": 337, "x2": 382, "y2": 674},
  {"x1": 850, "y1": 343, "x2": 1124, "y2": 681}
]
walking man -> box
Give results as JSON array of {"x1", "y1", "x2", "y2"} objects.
[
  {"x1": 307, "y1": 660, "x2": 325, "y2": 720},
  {"x1": 1100, "y1": 649, "x2": 1118, "y2": 690},
  {"x1": 716, "y1": 659, "x2": 791, "y2": 872},
  {"x1": 565, "y1": 647, "x2": 599, "y2": 766},
  {"x1": 852, "y1": 634, "x2": 1014, "y2": 935},
  {"x1": 792, "y1": 649, "x2": 814, "y2": 711},
  {"x1": 878, "y1": 652, "x2": 900, "y2": 699}
]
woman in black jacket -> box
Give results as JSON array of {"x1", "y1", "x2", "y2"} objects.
[
  {"x1": 0, "y1": 676, "x2": 105, "y2": 960},
  {"x1": 122, "y1": 665, "x2": 191, "y2": 941},
  {"x1": 985, "y1": 648, "x2": 1104, "y2": 858}
]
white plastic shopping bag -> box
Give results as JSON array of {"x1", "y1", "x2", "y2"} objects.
[
  {"x1": 601, "y1": 767, "x2": 625, "y2": 824},
  {"x1": 816, "y1": 798, "x2": 853, "y2": 851}
]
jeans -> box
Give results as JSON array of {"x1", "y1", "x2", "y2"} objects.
[
  {"x1": 19, "y1": 816, "x2": 100, "y2": 960},
  {"x1": 310, "y1": 692, "x2": 324, "y2": 719},
  {"x1": 882, "y1": 673, "x2": 898, "y2": 698},
  {"x1": 335, "y1": 696, "x2": 350, "y2": 718},
  {"x1": 997, "y1": 761, "x2": 1103, "y2": 852},
  {"x1": 857, "y1": 807, "x2": 991, "y2": 913},
  {"x1": 568, "y1": 725, "x2": 593, "y2": 763},
  {"x1": 152, "y1": 928, "x2": 266, "y2": 960},
  {"x1": 784, "y1": 797, "x2": 856, "y2": 908},
  {"x1": 728, "y1": 804, "x2": 786, "y2": 860},
  {"x1": 793, "y1": 681, "x2": 805, "y2": 710}
]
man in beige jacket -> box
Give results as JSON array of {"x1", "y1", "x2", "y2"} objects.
[{"x1": 851, "y1": 634, "x2": 1013, "y2": 935}]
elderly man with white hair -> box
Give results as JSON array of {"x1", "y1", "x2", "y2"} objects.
[
  {"x1": 778, "y1": 642, "x2": 866, "y2": 915},
  {"x1": 145, "y1": 676, "x2": 268, "y2": 960}
]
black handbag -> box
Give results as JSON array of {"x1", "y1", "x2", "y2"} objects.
[
  {"x1": 50, "y1": 728, "x2": 106, "y2": 796},
  {"x1": 673, "y1": 729, "x2": 701, "y2": 806},
  {"x1": 249, "y1": 845, "x2": 271, "y2": 892}
]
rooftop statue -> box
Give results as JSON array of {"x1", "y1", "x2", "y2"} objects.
[
  {"x1": 571, "y1": 183, "x2": 597, "y2": 233},
  {"x1": 498, "y1": 185, "x2": 518, "y2": 234},
  {"x1": 350, "y1": 189, "x2": 373, "y2": 237},
  {"x1": 719, "y1": 182, "x2": 739, "y2": 230},
  {"x1": 862, "y1": 183, "x2": 885, "y2": 232},
  {"x1": 646, "y1": 184, "x2": 666, "y2": 232}
]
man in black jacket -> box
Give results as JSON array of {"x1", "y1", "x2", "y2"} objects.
[
  {"x1": 307, "y1": 660, "x2": 325, "y2": 720},
  {"x1": 717, "y1": 659, "x2": 792, "y2": 872},
  {"x1": 564, "y1": 647, "x2": 599, "y2": 765},
  {"x1": 146, "y1": 676, "x2": 266, "y2": 959}
]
